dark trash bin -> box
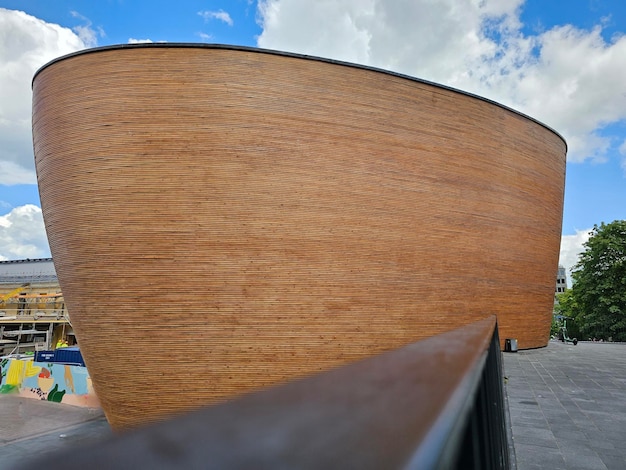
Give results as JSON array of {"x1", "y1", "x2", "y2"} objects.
[{"x1": 504, "y1": 338, "x2": 518, "y2": 353}]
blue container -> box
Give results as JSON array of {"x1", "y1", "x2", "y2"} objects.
[{"x1": 55, "y1": 347, "x2": 85, "y2": 366}]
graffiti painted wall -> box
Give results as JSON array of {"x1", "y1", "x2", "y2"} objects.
[{"x1": 0, "y1": 358, "x2": 99, "y2": 408}]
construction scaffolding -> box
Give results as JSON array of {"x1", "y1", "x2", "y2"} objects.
[{"x1": 1, "y1": 260, "x2": 72, "y2": 356}]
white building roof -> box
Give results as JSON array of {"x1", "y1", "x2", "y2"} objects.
[{"x1": 0, "y1": 258, "x2": 58, "y2": 284}]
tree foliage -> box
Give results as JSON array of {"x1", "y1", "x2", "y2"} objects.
[
  {"x1": 553, "y1": 290, "x2": 582, "y2": 340},
  {"x1": 569, "y1": 220, "x2": 626, "y2": 341}
]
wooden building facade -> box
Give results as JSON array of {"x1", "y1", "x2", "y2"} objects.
[{"x1": 32, "y1": 45, "x2": 566, "y2": 428}]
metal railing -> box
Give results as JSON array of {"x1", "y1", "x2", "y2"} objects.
[{"x1": 23, "y1": 316, "x2": 513, "y2": 469}]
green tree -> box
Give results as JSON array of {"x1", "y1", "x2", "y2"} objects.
[
  {"x1": 553, "y1": 290, "x2": 582, "y2": 340},
  {"x1": 570, "y1": 220, "x2": 626, "y2": 341}
]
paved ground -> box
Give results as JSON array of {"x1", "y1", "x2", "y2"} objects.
[
  {"x1": 504, "y1": 340, "x2": 626, "y2": 470},
  {"x1": 1, "y1": 340, "x2": 625, "y2": 469},
  {"x1": 0, "y1": 395, "x2": 110, "y2": 469}
]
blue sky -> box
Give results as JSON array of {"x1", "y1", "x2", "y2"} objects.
[{"x1": 1, "y1": 0, "x2": 625, "y2": 282}]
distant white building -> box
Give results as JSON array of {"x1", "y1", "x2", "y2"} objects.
[{"x1": 555, "y1": 265, "x2": 567, "y2": 294}]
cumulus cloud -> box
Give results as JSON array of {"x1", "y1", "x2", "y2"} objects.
[
  {"x1": 256, "y1": 0, "x2": 626, "y2": 164},
  {"x1": 198, "y1": 9, "x2": 234, "y2": 26},
  {"x1": 559, "y1": 228, "x2": 592, "y2": 285},
  {"x1": 0, "y1": 205, "x2": 50, "y2": 261},
  {"x1": 0, "y1": 8, "x2": 87, "y2": 186}
]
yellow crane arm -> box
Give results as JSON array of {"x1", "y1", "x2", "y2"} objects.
[{"x1": 0, "y1": 283, "x2": 30, "y2": 303}]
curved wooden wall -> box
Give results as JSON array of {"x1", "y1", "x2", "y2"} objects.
[{"x1": 32, "y1": 45, "x2": 566, "y2": 429}]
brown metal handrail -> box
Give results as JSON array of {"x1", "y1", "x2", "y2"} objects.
[{"x1": 24, "y1": 316, "x2": 511, "y2": 469}]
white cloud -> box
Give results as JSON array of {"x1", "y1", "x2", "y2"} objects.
[
  {"x1": 559, "y1": 228, "x2": 592, "y2": 285},
  {"x1": 511, "y1": 25, "x2": 626, "y2": 163},
  {"x1": 256, "y1": 0, "x2": 626, "y2": 164},
  {"x1": 256, "y1": 0, "x2": 524, "y2": 83},
  {"x1": 0, "y1": 8, "x2": 87, "y2": 187},
  {"x1": 128, "y1": 38, "x2": 154, "y2": 44},
  {"x1": 70, "y1": 11, "x2": 104, "y2": 48},
  {"x1": 257, "y1": 0, "x2": 375, "y2": 65},
  {"x1": 0, "y1": 161, "x2": 37, "y2": 185},
  {"x1": 0, "y1": 205, "x2": 50, "y2": 261},
  {"x1": 198, "y1": 9, "x2": 234, "y2": 26}
]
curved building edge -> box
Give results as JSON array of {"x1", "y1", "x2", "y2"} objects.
[{"x1": 32, "y1": 42, "x2": 567, "y2": 152}]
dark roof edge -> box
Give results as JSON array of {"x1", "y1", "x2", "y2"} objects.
[
  {"x1": 0, "y1": 258, "x2": 53, "y2": 265},
  {"x1": 32, "y1": 43, "x2": 567, "y2": 152}
]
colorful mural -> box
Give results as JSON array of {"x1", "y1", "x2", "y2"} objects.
[{"x1": 0, "y1": 357, "x2": 99, "y2": 407}]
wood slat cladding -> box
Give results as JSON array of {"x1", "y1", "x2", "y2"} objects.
[{"x1": 32, "y1": 45, "x2": 566, "y2": 429}]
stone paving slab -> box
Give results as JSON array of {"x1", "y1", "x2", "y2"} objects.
[{"x1": 503, "y1": 340, "x2": 626, "y2": 470}]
